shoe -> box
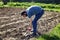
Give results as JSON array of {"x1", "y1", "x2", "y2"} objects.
[
  {"x1": 36, "y1": 32, "x2": 41, "y2": 36},
  {"x1": 32, "y1": 32, "x2": 41, "y2": 37},
  {"x1": 29, "y1": 33, "x2": 39, "y2": 38}
]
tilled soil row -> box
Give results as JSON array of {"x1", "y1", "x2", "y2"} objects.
[{"x1": 0, "y1": 8, "x2": 60, "y2": 40}]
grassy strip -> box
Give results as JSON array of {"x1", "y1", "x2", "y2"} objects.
[
  {"x1": 0, "y1": 2, "x2": 60, "y2": 12},
  {"x1": 36, "y1": 23, "x2": 60, "y2": 40}
]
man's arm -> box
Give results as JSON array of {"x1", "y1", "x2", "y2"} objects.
[{"x1": 29, "y1": 17, "x2": 32, "y2": 27}]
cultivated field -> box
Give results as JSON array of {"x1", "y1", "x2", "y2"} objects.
[{"x1": 0, "y1": 7, "x2": 60, "y2": 40}]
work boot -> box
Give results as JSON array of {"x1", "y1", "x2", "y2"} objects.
[{"x1": 29, "y1": 32, "x2": 41, "y2": 38}]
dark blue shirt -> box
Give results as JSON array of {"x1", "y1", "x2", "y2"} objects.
[{"x1": 26, "y1": 6, "x2": 43, "y2": 18}]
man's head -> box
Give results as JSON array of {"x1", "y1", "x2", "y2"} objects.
[{"x1": 21, "y1": 10, "x2": 27, "y2": 17}]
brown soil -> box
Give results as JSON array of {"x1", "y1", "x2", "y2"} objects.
[{"x1": 0, "y1": 7, "x2": 60, "y2": 40}]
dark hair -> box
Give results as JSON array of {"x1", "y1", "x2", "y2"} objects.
[{"x1": 21, "y1": 11, "x2": 27, "y2": 16}]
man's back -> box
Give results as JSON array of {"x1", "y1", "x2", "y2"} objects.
[{"x1": 26, "y1": 6, "x2": 43, "y2": 18}]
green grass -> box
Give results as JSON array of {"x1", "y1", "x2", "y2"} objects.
[
  {"x1": 36, "y1": 23, "x2": 60, "y2": 40},
  {"x1": 0, "y1": 2, "x2": 60, "y2": 12}
]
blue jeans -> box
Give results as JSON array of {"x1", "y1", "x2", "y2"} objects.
[{"x1": 32, "y1": 10, "x2": 44, "y2": 35}]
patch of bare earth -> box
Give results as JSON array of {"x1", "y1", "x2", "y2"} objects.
[{"x1": 0, "y1": 7, "x2": 60, "y2": 40}]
